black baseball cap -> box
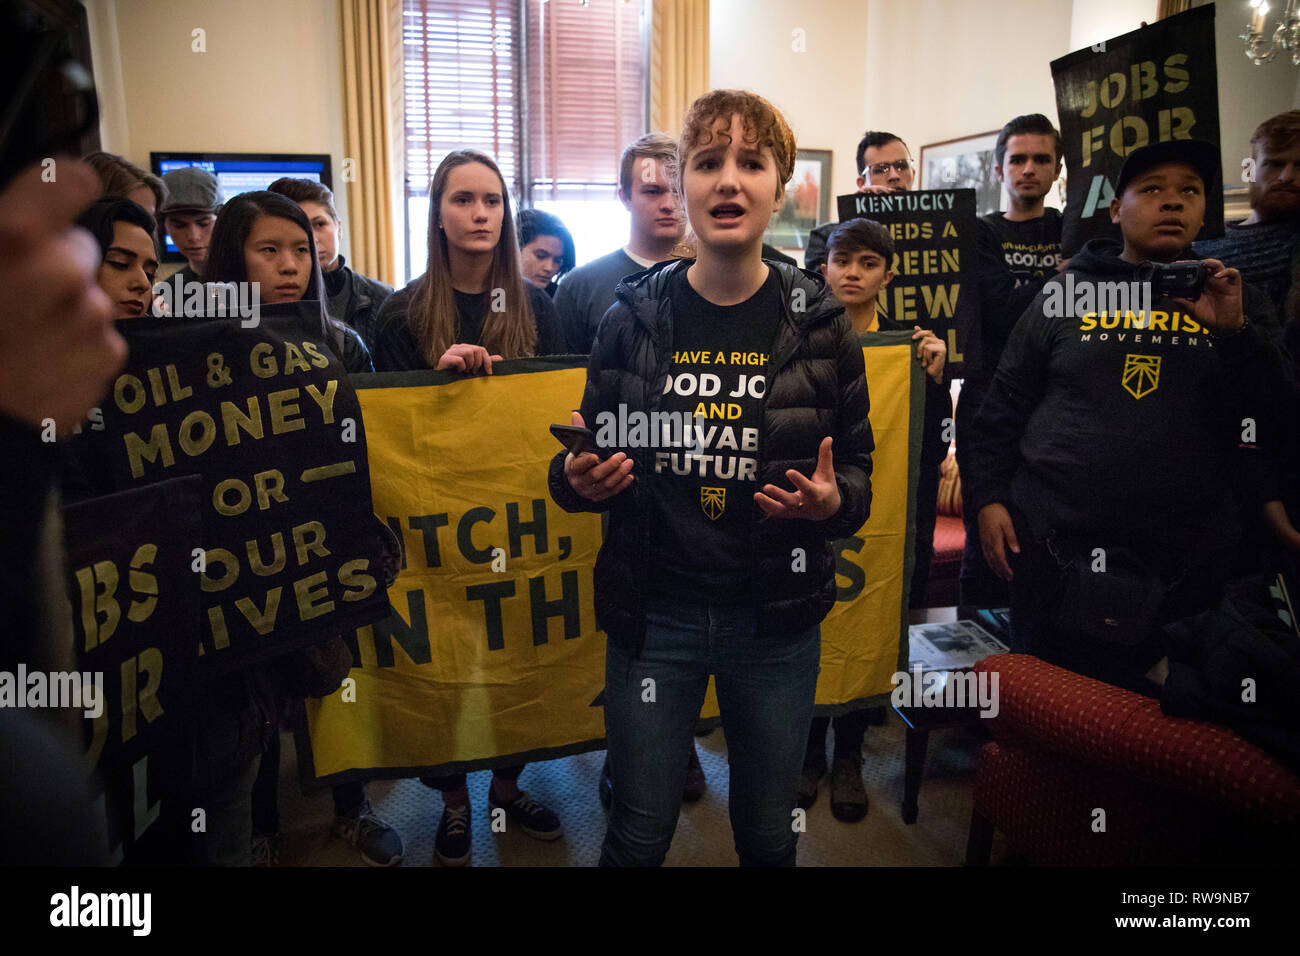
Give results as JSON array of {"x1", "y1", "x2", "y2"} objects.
[{"x1": 1114, "y1": 138, "x2": 1221, "y2": 196}]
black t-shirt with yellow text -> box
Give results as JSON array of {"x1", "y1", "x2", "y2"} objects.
[{"x1": 646, "y1": 266, "x2": 784, "y2": 603}]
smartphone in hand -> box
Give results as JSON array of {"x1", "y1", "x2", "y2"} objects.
[{"x1": 550, "y1": 423, "x2": 606, "y2": 458}]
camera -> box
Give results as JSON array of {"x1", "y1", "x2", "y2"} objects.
[{"x1": 1135, "y1": 260, "x2": 1208, "y2": 301}]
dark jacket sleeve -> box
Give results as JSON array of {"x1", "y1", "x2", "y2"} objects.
[
  {"x1": 337, "y1": 322, "x2": 374, "y2": 373},
  {"x1": 547, "y1": 307, "x2": 629, "y2": 514},
  {"x1": 964, "y1": 285, "x2": 1055, "y2": 515},
  {"x1": 552, "y1": 276, "x2": 588, "y2": 355},
  {"x1": 528, "y1": 286, "x2": 567, "y2": 356},
  {"x1": 368, "y1": 288, "x2": 423, "y2": 372},
  {"x1": 815, "y1": 316, "x2": 873, "y2": 539},
  {"x1": 1218, "y1": 321, "x2": 1299, "y2": 506}
]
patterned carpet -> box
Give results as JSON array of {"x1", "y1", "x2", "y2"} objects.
[{"x1": 276, "y1": 710, "x2": 1011, "y2": 867}]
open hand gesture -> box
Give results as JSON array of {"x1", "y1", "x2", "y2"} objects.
[{"x1": 754, "y1": 436, "x2": 842, "y2": 520}]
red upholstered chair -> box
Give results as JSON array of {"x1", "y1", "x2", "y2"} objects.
[
  {"x1": 925, "y1": 450, "x2": 963, "y2": 608},
  {"x1": 966, "y1": 654, "x2": 1300, "y2": 865}
]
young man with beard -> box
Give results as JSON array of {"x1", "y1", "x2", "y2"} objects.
[
  {"x1": 1195, "y1": 110, "x2": 1300, "y2": 327},
  {"x1": 958, "y1": 114, "x2": 1065, "y2": 607}
]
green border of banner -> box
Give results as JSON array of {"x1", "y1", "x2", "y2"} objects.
[{"x1": 811, "y1": 328, "x2": 923, "y2": 717}]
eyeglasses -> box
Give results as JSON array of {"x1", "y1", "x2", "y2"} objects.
[{"x1": 864, "y1": 159, "x2": 914, "y2": 177}]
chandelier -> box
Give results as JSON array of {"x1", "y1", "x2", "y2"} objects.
[{"x1": 1241, "y1": 0, "x2": 1300, "y2": 64}]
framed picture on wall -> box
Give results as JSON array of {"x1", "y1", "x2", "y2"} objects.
[
  {"x1": 918, "y1": 131, "x2": 1007, "y2": 216},
  {"x1": 765, "y1": 148, "x2": 832, "y2": 250}
]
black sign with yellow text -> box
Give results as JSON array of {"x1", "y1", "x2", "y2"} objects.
[
  {"x1": 837, "y1": 188, "x2": 976, "y2": 375},
  {"x1": 1052, "y1": 4, "x2": 1222, "y2": 254},
  {"x1": 69, "y1": 304, "x2": 390, "y2": 675},
  {"x1": 63, "y1": 477, "x2": 200, "y2": 865}
]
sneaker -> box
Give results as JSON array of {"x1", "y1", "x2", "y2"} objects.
[
  {"x1": 251, "y1": 831, "x2": 280, "y2": 867},
  {"x1": 829, "y1": 755, "x2": 868, "y2": 823},
  {"x1": 797, "y1": 753, "x2": 827, "y2": 810},
  {"x1": 435, "y1": 804, "x2": 472, "y2": 866},
  {"x1": 683, "y1": 747, "x2": 707, "y2": 802},
  {"x1": 598, "y1": 756, "x2": 613, "y2": 810},
  {"x1": 488, "y1": 789, "x2": 563, "y2": 841},
  {"x1": 333, "y1": 800, "x2": 403, "y2": 867}
]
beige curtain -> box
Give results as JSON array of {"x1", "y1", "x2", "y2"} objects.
[
  {"x1": 650, "y1": 0, "x2": 710, "y2": 138},
  {"x1": 1157, "y1": 0, "x2": 1192, "y2": 18},
  {"x1": 339, "y1": 0, "x2": 399, "y2": 286}
]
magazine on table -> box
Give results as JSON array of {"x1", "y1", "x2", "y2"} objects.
[{"x1": 908, "y1": 620, "x2": 1009, "y2": 671}]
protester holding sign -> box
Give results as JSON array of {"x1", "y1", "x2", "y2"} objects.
[
  {"x1": 804, "y1": 130, "x2": 914, "y2": 274},
  {"x1": 370, "y1": 148, "x2": 567, "y2": 866},
  {"x1": 958, "y1": 113, "x2": 1066, "y2": 607},
  {"x1": 199, "y1": 190, "x2": 405, "y2": 866},
  {"x1": 802, "y1": 218, "x2": 945, "y2": 821},
  {"x1": 267, "y1": 177, "x2": 394, "y2": 348},
  {"x1": 965, "y1": 139, "x2": 1283, "y2": 693},
  {"x1": 550, "y1": 89, "x2": 872, "y2": 866}
]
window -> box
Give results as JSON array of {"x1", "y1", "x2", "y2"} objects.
[{"x1": 399, "y1": 0, "x2": 648, "y2": 283}]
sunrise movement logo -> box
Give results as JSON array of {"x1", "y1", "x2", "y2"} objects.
[
  {"x1": 700, "y1": 486, "x2": 725, "y2": 520},
  {"x1": 1122, "y1": 353, "x2": 1161, "y2": 399}
]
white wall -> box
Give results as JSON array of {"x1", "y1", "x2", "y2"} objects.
[
  {"x1": 83, "y1": 0, "x2": 1298, "y2": 255},
  {"x1": 709, "y1": 0, "x2": 1080, "y2": 216},
  {"x1": 709, "y1": 0, "x2": 870, "y2": 202},
  {"x1": 84, "y1": 0, "x2": 351, "y2": 247},
  {"x1": 1212, "y1": 0, "x2": 1300, "y2": 185}
]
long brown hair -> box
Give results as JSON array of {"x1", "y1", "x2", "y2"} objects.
[{"x1": 408, "y1": 150, "x2": 536, "y2": 363}]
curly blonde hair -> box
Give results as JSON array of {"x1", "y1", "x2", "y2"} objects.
[{"x1": 677, "y1": 89, "x2": 797, "y2": 199}]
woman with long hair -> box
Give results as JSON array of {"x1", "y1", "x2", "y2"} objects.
[
  {"x1": 370, "y1": 149, "x2": 565, "y2": 374},
  {"x1": 369, "y1": 148, "x2": 566, "y2": 866},
  {"x1": 200, "y1": 190, "x2": 408, "y2": 866},
  {"x1": 548, "y1": 89, "x2": 873, "y2": 866},
  {"x1": 203, "y1": 190, "x2": 372, "y2": 374}
]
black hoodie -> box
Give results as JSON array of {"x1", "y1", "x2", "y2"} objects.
[{"x1": 965, "y1": 238, "x2": 1279, "y2": 563}]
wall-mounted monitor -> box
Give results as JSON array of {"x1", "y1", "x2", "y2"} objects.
[{"x1": 149, "y1": 152, "x2": 333, "y2": 261}]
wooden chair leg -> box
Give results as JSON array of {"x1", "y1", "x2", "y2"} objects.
[
  {"x1": 965, "y1": 807, "x2": 994, "y2": 866},
  {"x1": 901, "y1": 726, "x2": 929, "y2": 824}
]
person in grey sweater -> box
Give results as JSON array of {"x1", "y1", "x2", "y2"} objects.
[{"x1": 553, "y1": 133, "x2": 685, "y2": 354}]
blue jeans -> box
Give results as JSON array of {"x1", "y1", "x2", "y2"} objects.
[{"x1": 600, "y1": 600, "x2": 821, "y2": 867}]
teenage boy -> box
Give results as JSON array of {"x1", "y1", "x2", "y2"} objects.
[
  {"x1": 958, "y1": 114, "x2": 1065, "y2": 607},
  {"x1": 1195, "y1": 110, "x2": 1300, "y2": 326},
  {"x1": 553, "y1": 133, "x2": 685, "y2": 354},
  {"x1": 159, "y1": 166, "x2": 225, "y2": 282},
  {"x1": 965, "y1": 139, "x2": 1283, "y2": 692},
  {"x1": 803, "y1": 219, "x2": 947, "y2": 820},
  {"x1": 267, "y1": 177, "x2": 393, "y2": 346},
  {"x1": 804, "y1": 131, "x2": 914, "y2": 274}
]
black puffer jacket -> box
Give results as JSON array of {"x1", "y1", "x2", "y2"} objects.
[{"x1": 548, "y1": 258, "x2": 873, "y2": 653}]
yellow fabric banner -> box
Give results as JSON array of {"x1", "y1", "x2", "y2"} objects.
[{"x1": 302, "y1": 338, "x2": 919, "y2": 782}]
